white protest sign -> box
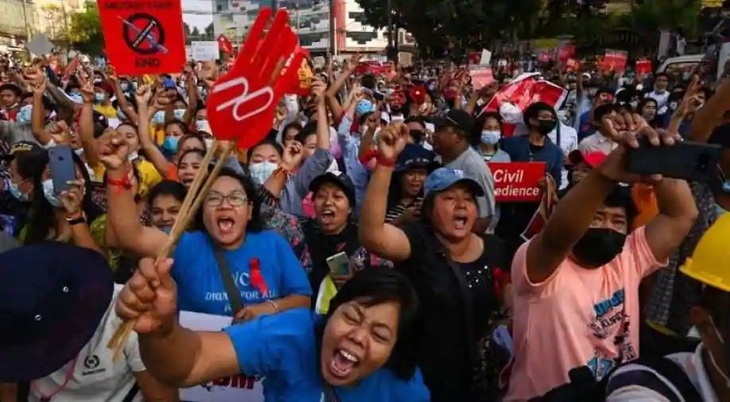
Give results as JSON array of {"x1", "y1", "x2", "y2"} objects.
[
  {"x1": 26, "y1": 34, "x2": 54, "y2": 56},
  {"x1": 178, "y1": 311, "x2": 265, "y2": 402},
  {"x1": 191, "y1": 41, "x2": 220, "y2": 61},
  {"x1": 479, "y1": 49, "x2": 492, "y2": 66}
]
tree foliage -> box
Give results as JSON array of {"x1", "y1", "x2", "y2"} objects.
[{"x1": 63, "y1": 3, "x2": 104, "y2": 56}]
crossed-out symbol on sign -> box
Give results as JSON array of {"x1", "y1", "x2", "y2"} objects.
[
  {"x1": 121, "y1": 13, "x2": 168, "y2": 55},
  {"x1": 213, "y1": 77, "x2": 274, "y2": 122}
]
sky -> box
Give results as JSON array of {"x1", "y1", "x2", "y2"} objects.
[{"x1": 182, "y1": 0, "x2": 216, "y2": 30}]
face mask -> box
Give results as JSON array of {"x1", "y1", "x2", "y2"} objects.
[
  {"x1": 248, "y1": 161, "x2": 279, "y2": 185},
  {"x1": 128, "y1": 150, "x2": 139, "y2": 161},
  {"x1": 120, "y1": 82, "x2": 129, "y2": 92},
  {"x1": 682, "y1": 72, "x2": 692, "y2": 81},
  {"x1": 74, "y1": 147, "x2": 84, "y2": 156},
  {"x1": 153, "y1": 111, "x2": 166, "y2": 125},
  {"x1": 42, "y1": 179, "x2": 63, "y2": 208},
  {"x1": 94, "y1": 92, "x2": 105, "y2": 103},
  {"x1": 196, "y1": 119, "x2": 211, "y2": 133},
  {"x1": 535, "y1": 119, "x2": 557, "y2": 136},
  {"x1": 159, "y1": 225, "x2": 173, "y2": 234},
  {"x1": 572, "y1": 227, "x2": 627, "y2": 267},
  {"x1": 629, "y1": 100, "x2": 639, "y2": 110},
  {"x1": 132, "y1": 81, "x2": 138, "y2": 90},
  {"x1": 173, "y1": 109, "x2": 186, "y2": 120},
  {"x1": 669, "y1": 101, "x2": 678, "y2": 111},
  {"x1": 8, "y1": 181, "x2": 28, "y2": 202},
  {"x1": 480, "y1": 130, "x2": 501, "y2": 145},
  {"x1": 93, "y1": 77, "x2": 102, "y2": 84},
  {"x1": 162, "y1": 136, "x2": 179, "y2": 153},
  {"x1": 17, "y1": 105, "x2": 32, "y2": 124},
  {"x1": 68, "y1": 93, "x2": 83, "y2": 104},
  {"x1": 356, "y1": 100, "x2": 373, "y2": 116}
]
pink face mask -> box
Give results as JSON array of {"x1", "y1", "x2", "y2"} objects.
[{"x1": 301, "y1": 192, "x2": 316, "y2": 218}]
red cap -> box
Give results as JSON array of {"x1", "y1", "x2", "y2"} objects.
[{"x1": 569, "y1": 150, "x2": 608, "y2": 168}]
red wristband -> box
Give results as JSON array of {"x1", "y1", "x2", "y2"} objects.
[
  {"x1": 359, "y1": 149, "x2": 378, "y2": 165},
  {"x1": 106, "y1": 169, "x2": 133, "y2": 193},
  {"x1": 376, "y1": 155, "x2": 396, "y2": 168}
]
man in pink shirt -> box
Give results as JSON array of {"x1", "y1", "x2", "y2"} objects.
[{"x1": 505, "y1": 120, "x2": 699, "y2": 401}]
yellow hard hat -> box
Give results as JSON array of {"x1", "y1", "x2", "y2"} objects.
[{"x1": 681, "y1": 213, "x2": 730, "y2": 292}]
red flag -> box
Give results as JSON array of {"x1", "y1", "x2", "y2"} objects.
[
  {"x1": 249, "y1": 258, "x2": 268, "y2": 296},
  {"x1": 217, "y1": 34, "x2": 233, "y2": 54}
]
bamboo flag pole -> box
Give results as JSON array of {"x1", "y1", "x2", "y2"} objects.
[{"x1": 107, "y1": 140, "x2": 231, "y2": 360}]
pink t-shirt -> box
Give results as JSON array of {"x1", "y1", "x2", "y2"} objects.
[{"x1": 504, "y1": 227, "x2": 665, "y2": 402}]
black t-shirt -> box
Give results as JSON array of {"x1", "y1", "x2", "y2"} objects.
[{"x1": 398, "y1": 220, "x2": 508, "y2": 402}]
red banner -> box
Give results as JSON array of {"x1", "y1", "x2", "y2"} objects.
[
  {"x1": 635, "y1": 59, "x2": 652, "y2": 75},
  {"x1": 557, "y1": 44, "x2": 575, "y2": 62},
  {"x1": 470, "y1": 66, "x2": 495, "y2": 90},
  {"x1": 488, "y1": 162, "x2": 546, "y2": 202},
  {"x1": 97, "y1": 0, "x2": 186, "y2": 75},
  {"x1": 601, "y1": 50, "x2": 628, "y2": 73},
  {"x1": 217, "y1": 34, "x2": 233, "y2": 54}
]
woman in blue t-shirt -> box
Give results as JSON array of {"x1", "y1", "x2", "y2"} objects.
[
  {"x1": 104, "y1": 146, "x2": 311, "y2": 319},
  {"x1": 117, "y1": 262, "x2": 429, "y2": 402}
]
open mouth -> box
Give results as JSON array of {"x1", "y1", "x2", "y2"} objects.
[
  {"x1": 453, "y1": 214, "x2": 467, "y2": 230},
  {"x1": 320, "y1": 209, "x2": 336, "y2": 224},
  {"x1": 329, "y1": 348, "x2": 360, "y2": 378},
  {"x1": 216, "y1": 217, "x2": 235, "y2": 234}
]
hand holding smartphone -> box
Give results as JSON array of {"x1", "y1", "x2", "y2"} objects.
[
  {"x1": 326, "y1": 252, "x2": 352, "y2": 279},
  {"x1": 626, "y1": 137, "x2": 721, "y2": 183},
  {"x1": 48, "y1": 145, "x2": 76, "y2": 194}
]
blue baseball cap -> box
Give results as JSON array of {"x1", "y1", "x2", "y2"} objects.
[
  {"x1": 423, "y1": 167, "x2": 485, "y2": 199},
  {"x1": 0, "y1": 242, "x2": 113, "y2": 381},
  {"x1": 395, "y1": 144, "x2": 438, "y2": 173}
]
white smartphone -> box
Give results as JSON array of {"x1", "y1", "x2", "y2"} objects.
[{"x1": 326, "y1": 252, "x2": 351, "y2": 277}]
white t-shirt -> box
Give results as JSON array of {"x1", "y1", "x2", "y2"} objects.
[{"x1": 29, "y1": 285, "x2": 146, "y2": 402}]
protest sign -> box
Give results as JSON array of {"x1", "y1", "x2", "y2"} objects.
[
  {"x1": 192, "y1": 41, "x2": 220, "y2": 61},
  {"x1": 470, "y1": 66, "x2": 495, "y2": 90},
  {"x1": 206, "y1": 8, "x2": 302, "y2": 149},
  {"x1": 635, "y1": 59, "x2": 652, "y2": 75},
  {"x1": 480, "y1": 49, "x2": 492, "y2": 65},
  {"x1": 179, "y1": 311, "x2": 264, "y2": 402},
  {"x1": 26, "y1": 34, "x2": 54, "y2": 56},
  {"x1": 488, "y1": 162, "x2": 545, "y2": 202},
  {"x1": 601, "y1": 50, "x2": 628, "y2": 73},
  {"x1": 97, "y1": 0, "x2": 186, "y2": 74}
]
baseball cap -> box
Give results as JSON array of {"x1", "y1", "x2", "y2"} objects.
[
  {"x1": 423, "y1": 167, "x2": 485, "y2": 199},
  {"x1": 568, "y1": 150, "x2": 608, "y2": 168},
  {"x1": 0, "y1": 141, "x2": 42, "y2": 161},
  {"x1": 395, "y1": 144, "x2": 437, "y2": 173},
  {"x1": 309, "y1": 171, "x2": 356, "y2": 207},
  {"x1": 431, "y1": 109, "x2": 474, "y2": 134}
]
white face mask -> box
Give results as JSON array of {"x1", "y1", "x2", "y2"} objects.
[
  {"x1": 74, "y1": 148, "x2": 85, "y2": 156},
  {"x1": 128, "y1": 150, "x2": 139, "y2": 161},
  {"x1": 248, "y1": 161, "x2": 279, "y2": 185},
  {"x1": 173, "y1": 109, "x2": 186, "y2": 120},
  {"x1": 196, "y1": 119, "x2": 211, "y2": 133},
  {"x1": 708, "y1": 316, "x2": 730, "y2": 388},
  {"x1": 42, "y1": 179, "x2": 63, "y2": 208}
]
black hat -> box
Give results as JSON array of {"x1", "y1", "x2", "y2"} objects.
[
  {"x1": 0, "y1": 141, "x2": 42, "y2": 161},
  {"x1": 430, "y1": 109, "x2": 474, "y2": 134},
  {"x1": 309, "y1": 171, "x2": 356, "y2": 207},
  {"x1": 0, "y1": 242, "x2": 114, "y2": 381}
]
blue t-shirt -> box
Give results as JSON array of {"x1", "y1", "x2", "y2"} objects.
[
  {"x1": 224, "y1": 309, "x2": 430, "y2": 402},
  {"x1": 172, "y1": 230, "x2": 312, "y2": 315}
]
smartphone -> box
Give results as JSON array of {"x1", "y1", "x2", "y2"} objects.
[
  {"x1": 626, "y1": 137, "x2": 721, "y2": 183},
  {"x1": 48, "y1": 145, "x2": 76, "y2": 194},
  {"x1": 326, "y1": 252, "x2": 351, "y2": 277}
]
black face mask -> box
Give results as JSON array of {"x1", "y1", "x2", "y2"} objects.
[
  {"x1": 572, "y1": 227, "x2": 627, "y2": 267},
  {"x1": 410, "y1": 129, "x2": 425, "y2": 143},
  {"x1": 535, "y1": 119, "x2": 557, "y2": 135}
]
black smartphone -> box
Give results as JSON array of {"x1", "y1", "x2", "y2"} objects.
[
  {"x1": 48, "y1": 145, "x2": 76, "y2": 194},
  {"x1": 626, "y1": 137, "x2": 721, "y2": 183}
]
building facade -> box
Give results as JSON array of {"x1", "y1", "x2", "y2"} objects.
[
  {"x1": 0, "y1": 0, "x2": 40, "y2": 52},
  {"x1": 212, "y1": 0, "x2": 393, "y2": 54}
]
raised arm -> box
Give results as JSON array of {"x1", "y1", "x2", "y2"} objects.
[
  {"x1": 78, "y1": 82, "x2": 102, "y2": 168},
  {"x1": 135, "y1": 85, "x2": 171, "y2": 177}
]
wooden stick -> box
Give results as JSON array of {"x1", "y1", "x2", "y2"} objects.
[{"x1": 107, "y1": 141, "x2": 220, "y2": 357}]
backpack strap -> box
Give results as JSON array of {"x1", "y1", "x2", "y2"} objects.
[{"x1": 605, "y1": 357, "x2": 702, "y2": 402}]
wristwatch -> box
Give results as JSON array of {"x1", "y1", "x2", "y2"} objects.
[{"x1": 66, "y1": 213, "x2": 87, "y2": 226}]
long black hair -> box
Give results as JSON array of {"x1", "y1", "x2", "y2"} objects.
[
  {"x1": 25, "y1": 151, "x2": 101, "y2": 244},
  {"x1": 316, "y1": 269, "x2": 420, "y2": 381}
]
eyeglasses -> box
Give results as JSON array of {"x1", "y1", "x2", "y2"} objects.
[{"x1": 205, "y1": 192, "x2": 249, "y2": 207}]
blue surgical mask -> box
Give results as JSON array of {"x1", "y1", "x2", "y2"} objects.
[
  {"x1": 159, "y1": 225, "x2": 173, "y2": 234},
  {"x1": 356, "y1": 99, "x2": 373, "y2": 116},
  {"x1": 162, "y1": 136, "x2": 179, "y2": 153},
  {"x1": 153, "y1": 111, "x2": 165, "y2": 125},
  {"x1": 17, "y1": 105, "x2": 32, "y2": 124},
  {"x1": 248, "y1": 161, "x2": 279, "y2": 185},
  {"x1": 480, "y1": 130, "x2": 501, "y2": 145},
  {"x1": 42, "y1": 179, "x2": 63, "y2": 208},
  {"x1": 8, "y1": 181, "x2": 29, "y2": 202},
  {"x1": 68, "y1": 93, "x2": 83, "y2": 104},
  {"x1": 173, "y1": 109, "x2": 186, "y2": 120},
  {"x1": 94, "y1": 92, "x2": 105, "y2": 103}
]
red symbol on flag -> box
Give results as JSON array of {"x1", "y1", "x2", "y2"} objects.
[{"x1": 249, "y1": 258, "x2": 268, "y2": 296}]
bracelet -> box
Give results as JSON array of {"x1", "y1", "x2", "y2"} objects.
[
  {"x1": 66, "y1": 213, "x2": 86, "y2": 225},
  {"x1": 106, "y1": 168, "x2": 133, "y2": 191},
  {"x1": 266, "y1": 299, "x2": 279, "y2": 314},
  {"x1": 359, "y1": 149, "x2": 378, "y2": 165},
  {"x1": 376, "y1": 155, "x2": 396, "y2": 168}
]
